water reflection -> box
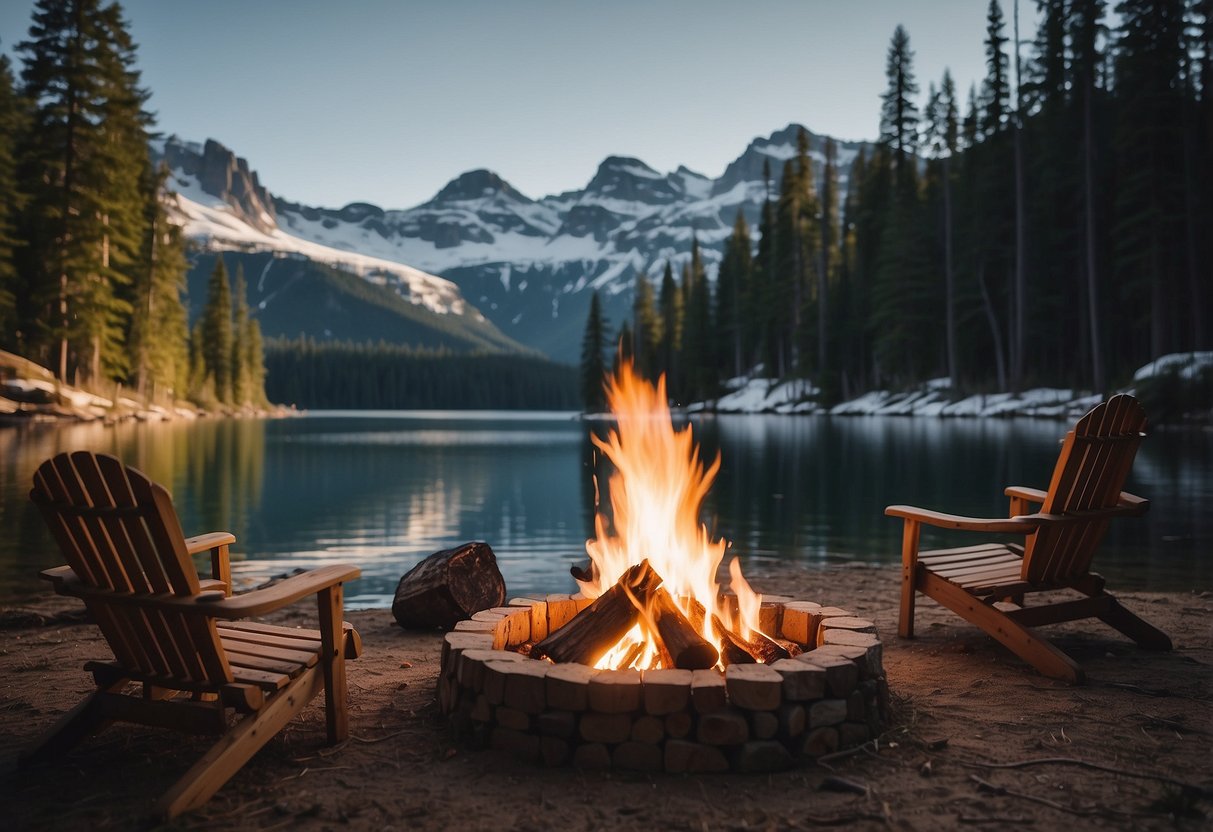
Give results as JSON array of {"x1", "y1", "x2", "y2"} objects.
[{"x1": 1, "y1": 412, "x2": 1208, "y2": 609}]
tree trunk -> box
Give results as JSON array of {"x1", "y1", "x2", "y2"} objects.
[
  {"x1": 1011, "y1": 0, "x2": 1026, "y2": 391},
  {"x1": 1082, "y1": 80, "x2": 1104, "y2": 391},
  {"x1": 944, "y1": 155, "x2": 957, "y2": 389},
  {"x1": 978, "y1": 261, "x2": 1008, "y2": 391}
]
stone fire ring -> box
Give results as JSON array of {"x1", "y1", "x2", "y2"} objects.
[{"x1": 437, "y1": 595, "x2": 888, "y2": 774}]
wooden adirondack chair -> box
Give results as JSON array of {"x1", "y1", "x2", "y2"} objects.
[
  {"x1": 886, "y1": 394, "x2": 1172, "y2": 684},
  {"x1": 21, "y1": 451, "x2": 363, "y2": 819}
]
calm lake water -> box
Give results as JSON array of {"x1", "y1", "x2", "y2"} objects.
[{"x1": 2, "y1": 411, "x2": 1210, "y2": 609}]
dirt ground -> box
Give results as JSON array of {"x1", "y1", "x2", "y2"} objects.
[{"x1": 2, "y1": 563, "x2": 1210, "y2": 831}]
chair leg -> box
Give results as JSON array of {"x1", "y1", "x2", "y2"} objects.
[
  {"x1": 158, "y1": 668, "x2": 323, "y2": 821},
  {"x1": 920, "y1": 570, "x2": 1085, "y2": 684},
  {"x1": 19, "y1": 689, "x2": 113, "y2": 765},
  {"x1": 317, "y1": 584, "x2": 349, "y2": 743},
  {"x1": 899, "y1": 569, "x2": 916, "y2": 638},
  {"x1": 899, "y1": 520, "x2": 920, "y2": 639},
  {"x1": 1098, "y1": 596, "x2": 1173, "y2": 651}
]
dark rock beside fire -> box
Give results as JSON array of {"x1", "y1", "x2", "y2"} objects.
[{"x1": 392, "y1": 542, "x2": 506, "y2": 630}]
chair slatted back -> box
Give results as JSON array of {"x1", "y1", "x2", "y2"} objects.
[
  {"x1": 30, "y1": 452, "x2": 232, "y2": 686},
  {"x1": 1021, "y1": 395, "x2": 1148, "y2": 584}
]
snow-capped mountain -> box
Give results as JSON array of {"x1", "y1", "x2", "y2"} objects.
[
  {"x1": 160, "y1": 126, "x2": 867, "y2": 360},
  {"x1": 157, "y1": 138, "x2": 482, "y2": 321}
]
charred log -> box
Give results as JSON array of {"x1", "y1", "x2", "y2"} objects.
[{"x1": 392, "y1": 542, "x2": 506, "y2": 630}]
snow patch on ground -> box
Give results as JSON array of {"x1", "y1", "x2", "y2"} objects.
[
  {"x1": 696, "y1": 354, "x2": 1209, "y2": 419},
  {"x1": 1133, "y1": 351, "x2": 1213, "y2": 381}
]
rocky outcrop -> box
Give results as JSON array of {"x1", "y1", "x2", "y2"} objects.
[{"x1": 160, "y1": 137, "x2": 277, "y2": 233}]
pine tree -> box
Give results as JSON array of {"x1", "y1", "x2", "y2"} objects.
[
  {"x1": 631, "y1": 270, "x2": 660, "y2": 380},
  {"x1": 1112, "y1": 0, "x2": 1189, "y2": 363},
  {"x1": 580, "y1": 290, "x2": 608, "y2": 412},
  {"x1": 128, "y1": 164, "x2": 188, "y2": 400},
  {"x1": 817, "y1": 137, "x2": 840, "y2": 388},
  {"x1": 750, "y1": 160, "x2": 778, "y2": 375},
  {"x1": 231, "y1": 265, "x2": 250, "y2": 405},
  {"x1": 715, "y1": 210, "x2": 753, "y2": 378},
  {"x1": 200, "y1": 257, "x2": 234, "y2": 404},
  {"x1": 880, "y1": 25, "x2": 921, "y2": 183},
  {"x1": 657, "y1": 260, "x2": 680, "y2": 388},
  {"x1": 982, "y1": 0, "x2": 1012, "y2": 136},
  {"x1": 17, "y1": 0, "x2": 153, "y2": 383},
  {"x1": 244, "y1": 317, "x2": 268, "y2": 407},
  {"x1": 0, "y1": 51, "x2": 27, "y2": 344},
  {"x1": 679, "y1": 238, "x2": 713, "y2": 400}
]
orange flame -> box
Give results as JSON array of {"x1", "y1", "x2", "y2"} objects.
[{"x1": 578, "y1": 360, "x2": 763, "y2": 669}]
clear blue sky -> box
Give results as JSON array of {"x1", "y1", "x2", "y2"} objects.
[{"x1": 0, "y1": 1, "x2": 1040, "y2": 209}]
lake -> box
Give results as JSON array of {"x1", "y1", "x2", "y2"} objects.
[{"x1": 2, "y1": 411, "x2": 1209, "y2": 609}]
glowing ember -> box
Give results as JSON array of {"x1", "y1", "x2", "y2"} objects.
[{"x1": 577, "y1": 360, "x2": 766, "y2": 669}]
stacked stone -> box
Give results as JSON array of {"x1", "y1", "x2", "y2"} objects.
[{"x1": 438, "y1": 596, "x2": 887, "y2": 773}]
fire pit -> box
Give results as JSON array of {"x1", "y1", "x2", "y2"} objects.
[{"x1": 436, "y1": 362, "x2": 887, "y2": 772}]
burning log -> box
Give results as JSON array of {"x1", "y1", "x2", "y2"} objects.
[
  {"x1": 648, "y1": 587, "x2": 719, "y2": 670},
  {"x1": 533, "y1": 560, "x2": 719, "y2": 670},
  {"x1": 530, "y1": 560, "x2": 662, "y2": 666},
  {"x1": 683, "y1": 595, "x2": 790, "y2": 666}
]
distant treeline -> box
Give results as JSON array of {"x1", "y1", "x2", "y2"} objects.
[
  {"x1": 585, "y1": 0, "x2": 1211, "y2": 410},
  {"x1": 265, "y1": 338, "x2": 580, "y2": 410}
]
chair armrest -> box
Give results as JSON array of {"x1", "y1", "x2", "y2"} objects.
[
  {"x1": 1116, "y1": 492, "x2": 1150, "y2": 515},
  {"x1": 884, "y1": 505, "x2": 1041, "y2": 533},
  {"x1": 1004, "y1": 485, "x2": 1047, "y2": 516},
  {"x1": 185, "y1": 532, "x2": 236, "y2": 597},
  {"x1": 42, "y1": 564, "x2": 361, "y2": 620},
  {"x1": 197, "y1": 564, "x2": 362, "y2": 618}
]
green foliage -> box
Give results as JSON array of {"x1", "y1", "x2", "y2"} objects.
[
  {"x1": 199, "y1": 257, "x2": 234, "y2": 403},
  {"x1": 580, "y1": 290, "x2": 608, "y2": 412},
  {"x1": 16, "y1": 0, "x2": 151, "y2": 383}
]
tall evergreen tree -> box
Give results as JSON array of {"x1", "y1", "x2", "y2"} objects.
[
  {"x1": 199, "y1": 256, "x2": 234, "y2": 404},
  {"x1": 230, "y1": 265, "x2": 250, "y2": 405},
  {"x1": 715, "y1": 210, "x2": 753, "y2": 378},
  {"x1": 0, "y1": 50, "x2": 27, "y2": 343},
  {"x1": 750, "y1": 159, "x2": 778, "y2": 374},
  {"x1": 580, "y1": 290, "x2": 608, "y2": 412},
  {"x1": 17, "y1": 0, "x2": 152, "y2": 383},
  {"x1": 880, "y1": 25, "x2": 921, "y2": 182},
  {"x1": 630, "y1": 270, "x2": 659, "y2": 380},
  {"x1": 1112, "y1": 0, "x2": 1189, "y2": 362},
  {"x1": 982, "y1": 0, "x2": 1012, "y2": 135},
  {"x1": 657, "y1": 260, "x2": 680, "y2": 387},
  {"x1": 679, "y1": 238, "x2": 713, "y2": 400},
  {"x1": 127, "y1": 164, "x2": 189, "y2": 400}
]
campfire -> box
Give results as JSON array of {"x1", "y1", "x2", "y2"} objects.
[
  {"x1": 437, "y1": 363, "x2": 887, "y2": 772},
  {"x1": 535, "y1": 360, "x2": 793, "y2": 672}
]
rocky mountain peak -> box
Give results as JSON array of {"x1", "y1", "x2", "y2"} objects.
[
  {"x1": 583, "y1": 155, "x2": 680, "y2": 206},
  {"x1": 159, "y1": 136, "x2": 277, "y2": 233},
  {"x1": 426, "y1": 169, "x2": 529, "y2": 206}
]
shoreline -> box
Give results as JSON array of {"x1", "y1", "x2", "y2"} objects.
[{"x1": 2, "y1": 563, "x2": 1209, "y2": 830}]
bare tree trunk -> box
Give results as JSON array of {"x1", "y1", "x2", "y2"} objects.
[
  {"x1": 979, "y1": 261, "x2": 1008, "y2": 391},
  {"x1": 1011, "y1": 0, "x2": 1026, "y2": 390},
  {"x1": 944, "y1": 155, "x2": 957, "y2": 389},
  {"x1": 1082, "y1": 77, "x2": 1104, "y2": 391}
]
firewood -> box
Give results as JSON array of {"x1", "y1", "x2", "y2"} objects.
[
  {"x1": 392, "y1": 542, "x2": 506, "y2": 630},
  {"x1": 711, "y1": 614, "x2": 790, "y2": 665},
  {"x1": 529, "y1": 560, "x2": 660, "y2": 666},
  {"x1": 648, "y1": 587, "x2": 719, "y2": 670}
]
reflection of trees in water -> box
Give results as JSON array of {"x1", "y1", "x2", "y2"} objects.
[{"x1": 0, "y1": 420, "x2": 268, "y2": 578}]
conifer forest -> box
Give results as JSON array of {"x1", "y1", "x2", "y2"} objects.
[{"x1": 588, "y1": 0, "x2": 1211, "y2": 410}]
